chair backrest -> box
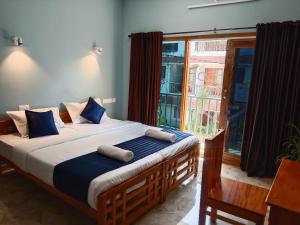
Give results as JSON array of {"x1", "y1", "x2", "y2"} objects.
[
  {"x1": 199, "y1": 129, "x2": 225, "y2": 225},
  {"x1": 202, "y1": 129, "x2": 225, "y2": 191}
]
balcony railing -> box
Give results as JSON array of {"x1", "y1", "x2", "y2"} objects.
[
  {"x1": 158, "y1": 93, "x2": 221, "y2": 138},
  {"x1": 185, "y1": 95, "x2": 221, "y2": 137},
  {"x1": 158, "y1": 93, "x2": 182, "y2": 129}
]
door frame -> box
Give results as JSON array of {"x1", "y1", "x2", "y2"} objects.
[
  {"x1": 220, "y1": 39, "x2": 256, "y2": 166},
  {"x1": 180, "y1": 40, "x2": 190, "y2": 130},
  {"x1": 162, "y1": 32, "x2": 256, "y2": 166}
]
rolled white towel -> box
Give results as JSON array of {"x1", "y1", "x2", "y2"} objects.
[
  {"x1": 97, "y1": 145, "x2": 134, "y2": 163},
  {"x1": 145, "y1": 129, "x2": 176, "y2": 142}
]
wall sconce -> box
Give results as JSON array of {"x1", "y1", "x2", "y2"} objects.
[
  {"x1": 92, "y1": 41, "x2": 103, "y2": 55},
  {"x1": 11, "y1": 36, "x2": 23, "y2": 46}
]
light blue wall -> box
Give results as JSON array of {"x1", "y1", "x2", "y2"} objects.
[
  {"x1": 0, "y1": 0, "x2": 123, "y2": 117},
  {"x1": 1, "y1": 0, "x2": 299, "y2": 119},
  {"x1": 120, "y1": 0, "x2": 300, "y2": 119}
]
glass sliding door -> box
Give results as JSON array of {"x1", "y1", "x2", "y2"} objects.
[
  {"x1": 184, "y1": 39, "x2": 226, "y2": 143},
  {"x1": 220, "y1": 39, "x2": 256, "y2": 158},
  {"x1": 157, "y1": 36, "x2": 256, "y2": 166},
  {"x1": 158, "y1": 41, "x2": 186, "y2": 129}
]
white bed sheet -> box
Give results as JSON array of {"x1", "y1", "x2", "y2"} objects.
[{"x1": 0, "y1": 119, "x2": 199, "y2": 209}]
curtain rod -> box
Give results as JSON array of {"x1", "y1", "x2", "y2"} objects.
[{"x1": 128, "y1": 26, "x2": 256, "y2": 38}]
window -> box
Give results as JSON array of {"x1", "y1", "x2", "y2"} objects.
[
  {"x1": 162, "y1": 43, "x2": 178, "y2": 52},
  {"x1": 188, "y1": 67, "x2": 197, "y2": 95},
  {"x1": 158, "y1": 41, "x2": 185, "y2": 129},
  {"x1": 169, "y1": 64, "x2": 183, "y2": 93},
  {"x1": 173, "y1": 106, "x2": 180, "y2": 119},
  {"x1": 235, "y1": 68, "x2": 246, "y2": 84},
  {"x1": 158, "y1": 34, "x2": 255, "y2": 167},
  {"x1": 194, "y1": 42, "x2": 199, "y2": 52},
  {"x1": 161, "y1": 66, "x2": 166, "y2": 80}
]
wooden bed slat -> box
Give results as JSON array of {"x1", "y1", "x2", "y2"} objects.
[{"x1": 97, "y1": 144, "x2": 199, "y2": 225}]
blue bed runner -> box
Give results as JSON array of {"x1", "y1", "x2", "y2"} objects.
[{"x1": 53, "y1": 129, "x2": 191, "y2": 204}]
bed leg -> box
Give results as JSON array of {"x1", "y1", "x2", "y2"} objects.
[
  {"x1": 0, "y1": 160, "x2": 3, "y2": 175},
  {"x1": 159, "y1": 196, "x2": 166, "y2": 204},
  {"x1": 97, "y1": 210, "x2": 105, "y2": 225},
  {"x1": 0, "y1": 159, "x2": 14, "y2": 175},
  {"x1": 97, "y1": 195, "x2": 107, "y2": 225},
  {"x1": 194, "y1": 169, "x2": 198, "y2": 178},
  {"x1": 194, "y1": 161, "x2": 199, "y2": 178},
  {"x1": 194, "y1": 157, "x2": 199, "y2": 178},
  {"x1": 160, "y1": 186, "x2": 167, "y2": 204},
  {"x1": 194, "y1": 146, "x2": 200, "y2": 178},
  {"x1": 160, "y1": 161, "x2": 167, "y2": 204}
]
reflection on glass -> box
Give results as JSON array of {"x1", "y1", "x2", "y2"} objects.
[
  {"x1": 225, "y1": 48, "x2": 254, "y2": 155},
  {"x1": 158, "y1": 41, "x2": 185, "y2": 129}
]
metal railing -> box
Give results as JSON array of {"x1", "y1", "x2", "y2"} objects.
[
  {"x1": 204, "y1": 85, "x2": 222, "y2": 97},
  {"x1": 185, "y1": 95, "x2": 221, "y2": 137},
  {"x1": 158, "y1": 93, "x2": 222, "y2": 138},
  {"x1": 158, "y1": 93, "x2": 182, "y2": 129}
]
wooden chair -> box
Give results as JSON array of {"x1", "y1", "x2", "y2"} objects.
[{"x1": 199, "y1": 130, "x2": 269, "y2": 225}]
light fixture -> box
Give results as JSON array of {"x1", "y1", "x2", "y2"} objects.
[
  {"x1": 92, "y1": 41, "x2": 103, "y2": 55},
  {"x1": 188, "y1": 0, "x2": 257, "y2": 9},
  {"x1": 11, "y1": 36, "x2": 23, "y2": 46}
]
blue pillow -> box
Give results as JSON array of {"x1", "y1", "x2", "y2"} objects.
[
  {"x1": 80, "y1": 97, "x2": 106, "y2": 124},
  {"x1": 25, "y1": 110, "x2": 59, "y2": 139}
]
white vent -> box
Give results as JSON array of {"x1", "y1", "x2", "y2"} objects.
[{"x1": 188, "y1": 0, "x2": 257, "y2": 9}]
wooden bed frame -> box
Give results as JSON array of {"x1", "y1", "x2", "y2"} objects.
[{"x1": 0, "y1": 111, "x2": 199, "y2": 225}]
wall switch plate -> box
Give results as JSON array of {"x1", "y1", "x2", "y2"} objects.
[
  {"x1": 102, "y1": 98, "x2": 113, "y2": 104},
  {"x1": 19, "y1": 105, "x2": 30, "y2": 111},
  {"x1": 103, "y1": 98, "x2": 116, "y2": 104}
]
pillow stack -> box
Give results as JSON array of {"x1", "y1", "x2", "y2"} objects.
[
  {"x1": 25, "y1": 110, "x2": 59, "y2": 139},
  {"x1": 6, "y1": 97, "x2": 109, "y2": 138},
  {"x1": 7, "y1": 107, "x2": 64, "y2": 138},
  {"x1": 64, "y1": 97, "x2": 108, "y2": 124},
  {"x1": 80, "y1": 97, "x2": 106, "y2": 124}
]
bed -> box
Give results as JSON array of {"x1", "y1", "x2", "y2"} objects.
[{"x1": 0, "y1": 111, "x2": 199, "y2": 225}]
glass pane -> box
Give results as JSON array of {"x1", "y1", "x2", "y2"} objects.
[
  {"x1": 158, "y1": 41, "x2": 185, "y2": 129},
  {"x1": 225, "y1": 48, "x2": 254, "y2": 155},
  {"x1": 185, "y1": 40, "x2": 226, "y2": 143}
]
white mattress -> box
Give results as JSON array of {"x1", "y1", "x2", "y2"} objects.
[{"x1": 0, "y1": 119, "x2": 199, "y2": 209}]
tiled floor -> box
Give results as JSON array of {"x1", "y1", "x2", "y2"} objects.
[{"x1": 0, "y1": 159, "x2": 272, "y2": 225}]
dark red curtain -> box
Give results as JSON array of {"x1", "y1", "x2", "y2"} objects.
[
  {"x1": 127, "y1": 32, "x2": 163, "y2": 126},
  {"x1": 241, "y1": 21, "x2": 300, "y2": 177}
]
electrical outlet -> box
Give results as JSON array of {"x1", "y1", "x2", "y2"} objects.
[
  {"x1": 19, "y1": 105, "x2": 30, "y2": 111},
  {"x1": 112, "y1": 98, "x2": 116, "y2": 103}
]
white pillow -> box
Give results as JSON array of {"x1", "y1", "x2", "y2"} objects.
[
  {"x1": 6, "y1": 107, "x2": 64, "y2": 138},
  {"x1": 32, "y1": 107, "x2": 65, "y2": 128},
  {"x1": 6, "y1": 111, "x2": 28, "y2": 137},
  {"x1": 64, "y1": 98, "x2": 109, "y2": 124}
]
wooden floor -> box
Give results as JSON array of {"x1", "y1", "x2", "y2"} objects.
[{"x1": 0, "y1": 159, "x2": 272, "y2": 225}]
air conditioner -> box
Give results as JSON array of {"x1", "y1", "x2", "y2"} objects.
[{"x1": 188, "y1": 0, "x2": 258, "y2": 9}]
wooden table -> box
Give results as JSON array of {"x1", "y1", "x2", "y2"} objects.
[{"x1": 266, "y1": 160, "x2": 300, "y2": 225}]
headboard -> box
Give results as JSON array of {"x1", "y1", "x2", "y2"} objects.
[{"x1": 0, "y1": 111, "x2": 72, "y2": 135}]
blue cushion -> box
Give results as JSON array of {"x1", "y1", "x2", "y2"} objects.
[
  {"x1": 25, "y1": 110, "x2": 59, "y2": 139},
  {"x1": 80, "y1": 97, "x2": 106, "y2": 124}
]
